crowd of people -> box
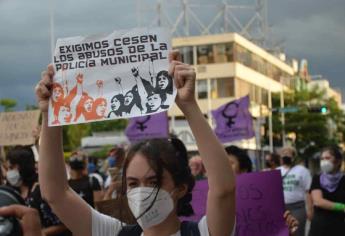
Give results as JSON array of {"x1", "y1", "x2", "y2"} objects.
[{"x1": 0, "y1": 51, "x2": 344, "y2": 236}]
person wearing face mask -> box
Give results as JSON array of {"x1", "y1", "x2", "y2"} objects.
[
  {"x1": 35, "y1": 51, "x2": 236, "y2": 236},
  {"x1": 277, "y1": 146, "x2": 313, "y2": 236},
  {"x1": 68, "y1": 151, "x2": 103, "y2": 207},
  {"x1": 263, "y1": 152, "x2": 281, "y2": 171},
  {"x1": 308, "y1": 146, "x2": 345, "y2": 236},
  {"x1": 6, "y1": 146, "x2": 71, "y2": 236}
]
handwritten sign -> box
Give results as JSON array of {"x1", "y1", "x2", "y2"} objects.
[
  {"x1": 0, "y1": 110, "x2": 40, "y2": 146},
  {"x1": 236, "y1": 170, "x2": 289, "y2": 236},
  {"x1": 50, "y1": 27, "x2": 175, "y2": 126},
  {"x1": 182, "y1": 171, "x2": 288, "y2": 236}
]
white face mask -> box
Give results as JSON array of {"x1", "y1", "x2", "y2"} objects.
[
  {"x1": 127, "y1": 187, "x2": 174, "y2": 229},
  {"x1": 6, "y1": 170, "x2": 22, "y2": 187},
  {"x1": 320, "y1": 160, "x2": 334, "y2": 173}
]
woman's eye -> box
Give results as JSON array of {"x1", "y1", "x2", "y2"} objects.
[
  {"x1": 149, "y1": 181, "x2": 158, "y2": 186},
  {"x1": 128, "y1": 182, "x2": 138, "y2": 188}
]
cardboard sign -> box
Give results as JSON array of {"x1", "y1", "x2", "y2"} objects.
[
  {"x1": 0, "y1": 110, "x2": 40, "y2": 146},
  {"x1": 212, "y1": 95, "x2": 255, "y2": 143},
  {"x1": 182, "y1": 171, "x2": 289, "y2": 236},
  {"x1": 50, "y1": 27, "x2": 175, "y2": 126},
  {"x1": 125, "y1": 112, "x2": 169, "y2": 143}
]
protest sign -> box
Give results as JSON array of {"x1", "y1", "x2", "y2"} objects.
[
  {"x1": 0, "y1": 110, "x2": 40, "y2": 146},
  {"x1": 50, "y1": 27, "x2": 175, "y2": 126},
  {"x1": 236, "y1": 170, "x2": 289, "y2": 236},
  {"x1": 212, "y1": 95, "x2": 255, "y2": 143},
  {"x1": 180, "y1": 179, "x2": 208, "y2": 222},
  {"x1": 125, "y1": 112, "x2": 169, "y2": 143},
  {"x1": 182, "y1": 171, "x2": 288, "y2": 236}
]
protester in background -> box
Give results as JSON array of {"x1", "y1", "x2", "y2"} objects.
[
  {"x1": 278, "y1": 146, "x2": 313, "y2": 236},
  {"x1": 189, "y1": 155, "x2": 206, "y2": 180},
  {"x1": 225, "y1": 145, "x2": 299, "y2": 235},
  {"x1": 225, "y1": 145, "x2": 253, "y2": 174},
  {"x1": 264, "y1": 152, "x2": 281, "y2": 170},
  {"x1": 6, "y1": 146, "x2": 70, "y2": 236},
  {"x1": 36, "y1": 51, "x2": 236, "y2": 236},
  {"x1": 68, "y1": 151, "x2": 103, "y2": 207},
  {"x1": 88, "y1": 156, "x2": 104, "y2": 191},
  {"x1": 309, "y1": 146, "x2": 345, "y2": 236}
]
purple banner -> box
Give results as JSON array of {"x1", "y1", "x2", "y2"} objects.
[
  {"x1": 182, "y1": 171, "x2": 288, "y2": 236},
  {"x1": 211, "y1": 95, "x2": 255, "y2": 143},
  {"x1": 125, "y1": 112, "x2": 169, "y2": 143}
]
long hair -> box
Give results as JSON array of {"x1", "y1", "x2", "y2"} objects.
[
  {"x1": 90, "y1": 98, "x2": 107, "y2": 120},
  {"x1": 121, "y1": 138, "x2": 195, "y2": 217},
  {"x1": 108, "y1": 94, "x2": 125, "y2": 117},
  {"x1": 156, "y1": 70, "x2": 173, "y2": 95}
]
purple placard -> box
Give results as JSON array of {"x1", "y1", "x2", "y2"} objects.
[
  {"x1": 180, "y1": 179, "x2": 208, "y2": 222},
  {"x1": 182, "y1": 171, "x2": 288, "y2": 236},
  {"x1": 125, "y1": 112, "x2": 168, "y2": 143},
  {"x1": 211, "y1": 95, "x2": 255, "y2": 143},
  {"x1": 236, "y1": 170, "x2": 289, "y2": 236}
]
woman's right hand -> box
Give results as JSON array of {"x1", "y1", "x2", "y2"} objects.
[{"x1": 35, "y1": 65, "x2": 54, "y2": 113}]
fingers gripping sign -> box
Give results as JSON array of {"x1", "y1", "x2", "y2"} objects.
[
  {"x1": 35, "y1": 65, "x2": 57, "y2": 114},
  {"x1": 168, "y1": 50, "x2": 196, "y2": 109}
]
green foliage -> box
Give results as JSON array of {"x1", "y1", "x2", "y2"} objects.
[
  {"x1": 63, "y1": 119, "x2": 128, "y2": 152},
  {"x1": 0, "y1": 98, "x2": 17, "y2": 112},
  {"x1": 266, "y1": 86, "x2": 345, "y2": 159}
]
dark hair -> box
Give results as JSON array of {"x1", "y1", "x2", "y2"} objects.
[
  {"x1": 225, "y1": 145, "x2": 253, "y2": 173},
  {"x1": 156, "y1": 70, "x2": 173, "y2": 95},
  {"x1": 124, "y1": 89, "x2": 143, "y2": 113},
  {"x1": 322, "y1": 146, "x2": 343, "y2": 161},
  {"x1": 6, "y1": 146, "x2": 37, "y2": 188},
  {"x1": 121, "y1": 138, "x2": 195, "y2": 217},
  {"x1": 267, "y1": 153, "x2": 281, "y2": 167},
  {"x1": 109, "y1": 94, "x2": 125, "y2": 117},
  {"x1": 145, "y1": 91, "x2": 167, "y2": 113}
]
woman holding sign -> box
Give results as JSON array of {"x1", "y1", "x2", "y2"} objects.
[{"x1": 34, "y1": 50, "x2": 236, "y2": 236}]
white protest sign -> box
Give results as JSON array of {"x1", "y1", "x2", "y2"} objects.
[
  {"x1": 0, "y1": 110, "x2": 40, "y2": 146},
  {"x1": 50, "y1": 27, "x2": 175, "y2": 126}
]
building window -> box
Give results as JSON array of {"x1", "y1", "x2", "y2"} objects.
[
  {"x1": 211, "y1": 78, "x2": 235, "y2": 98},
  {"x1": 197, "y1": 45, "x2": 214, "y2": 64},
  {"x1": 176, "y1": 46, "x2": 194, "y2": 65},
  {"x1": 197, "y1": 80, "x2": 208, "y2": 99},
  {"x1": 213, "y1": 43, "x2": 234, "y2": 63}
]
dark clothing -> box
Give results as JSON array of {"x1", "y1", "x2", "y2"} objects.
[
  {"x1": 285, "y1": 201, "x2": 306, "y2": 236},
  {"x1": 309, "y1": 174, "x2": 345, "y2": 236},
  {"x1": 68, "y1": 175, "x2": 101, "y2": 207},
  {"x1": 26, "y1": 185, "x2": 71, "y2": 236}
]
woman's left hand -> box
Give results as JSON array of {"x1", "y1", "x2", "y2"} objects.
[{"x1": 168, "y1": 50, "x2": 196, "y2": 110}]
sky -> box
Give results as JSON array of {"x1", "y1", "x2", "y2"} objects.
[{"x1": 0, "y1": 0, "x2": 344, "y2": 111}]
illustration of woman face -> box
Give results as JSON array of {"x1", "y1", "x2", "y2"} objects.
[
  {"x1": 96, "y1": 100, "x2": 107, "y2": 117},
  {"x1": 60, "y1": 105, "x2": 72, "y2": 123},
  {"x1": 157, "y1": 74, "x2": 169, "y2": 90},
  {"x1": 124, "y1": 92, "x2": 134, "y2": 106},
  {"x1": 147, "y1": 93, "x2": 162, "y2": 111},
  {"x1": 84, "y1": 98, "x2": 93, "y2": 113},
  {"x1": 111, "y1": 97, "x2": 121, "y2": 111},
  {"x1": 52, "y1": 85, "x2": 64, "y2": 102}
]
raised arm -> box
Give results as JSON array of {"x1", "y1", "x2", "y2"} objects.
[
  {"x1": 36, "y1": 65, "x2": 92, "y2": 236},
  {"x1": 169, "y1": 51, "x2": 236, "y2": 236}
]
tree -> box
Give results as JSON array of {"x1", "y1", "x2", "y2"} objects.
[
  {"x1": 264, "y1": 86, "x2": 344, "y2": 160},
  {"x1": 0, "y1": 98, "x2": 17, "y2": 112}
]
